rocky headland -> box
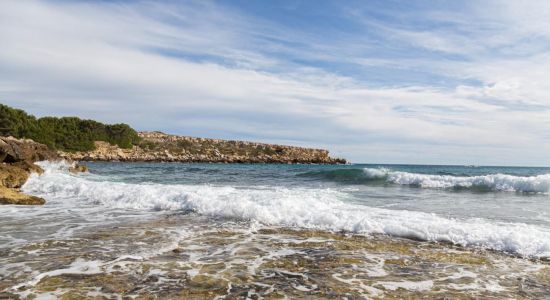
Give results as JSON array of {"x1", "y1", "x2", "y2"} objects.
[
  {"x1": 60, "y1": 131, "x2": 346, "y2": 164},
  {"x1": 1, "y1": 104, "x2": 346, "y2": 165},
  {"x1": 0, "y1": 130, "x2": 344, "y2": 205}
]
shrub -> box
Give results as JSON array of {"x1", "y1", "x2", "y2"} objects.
[{"x1": 0, "y1": 103, "x2": 140, "y2": 151}]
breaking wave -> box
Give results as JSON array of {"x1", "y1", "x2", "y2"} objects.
[
  {"x1": 298, "y1": 168, "x2": 388, "y2": 184},
  {"x1": 20, "y1": 161, "x2": 550, "y2": 258},
  {"x1": 300, "y1": 167, "x2": 550, "y2": 193}
]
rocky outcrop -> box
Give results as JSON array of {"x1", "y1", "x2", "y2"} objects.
[
  {"x1": 0, "y1": 136, "x2": 58, "y2": 163},
  {"x1": 0, "y1": 136, "x2": 59, "y2": 205},
  {"x1": 0, "y1": 186, "x2": 45, "y2": 205},
  {"x1": 0, "y1": 163, "x2": 33, "y2": 188},
  {"x1": 69, "y1": 164, "x2": 89, "y2": 173},
  {"x1": 60, "y1": 131, "x2": 346, "y2": 164}
]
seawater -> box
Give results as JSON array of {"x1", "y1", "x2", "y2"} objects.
[
  {"x1": 1, "y1": 161, "x2": 550, "y2": 298},
  {"x1": 18, "y1": 161, "x2": 550, "y2": 256}
]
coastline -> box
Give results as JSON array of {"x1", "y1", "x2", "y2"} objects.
[
  {"x1": 0, "y1": 132, "x2": 344, "y2": 205},
  {"x1": 0, "y1": 136, "x2": 87, "y2": 205},
  {"x1": 59, "y1": 131, "x2": 346, "y2": 164},
  {"x1": 3, "y1": 132, "x2": 550, "y2": 298},
  {"x1": 1, "y1": 104, "x2": 345, "y2": 166},
  {"x1": 3, "y1": 148, "x2": 550, "y2": 297}
]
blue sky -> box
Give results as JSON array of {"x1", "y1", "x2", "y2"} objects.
[{"x1": 2, "y1": 0, "x2": 550, "y2": 165}]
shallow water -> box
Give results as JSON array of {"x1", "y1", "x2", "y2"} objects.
[
  {"x1": 1, "y1": 161, "x2": 550, "y2": 298},
  {"x1": 1, "y1": 215, "x2": 549, "y2": 299}
]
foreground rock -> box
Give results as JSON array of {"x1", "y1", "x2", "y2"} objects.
[
  {"x1": 60, "y1": 131, "x2": 347, "y2": 164},
  {"x1": 0, "y1": 136, "x2": 59, "y2": 205},
  {"x1": 0, "y1": 186, "x2": 45, "y2": 205},
  {"x1": 0, "y1": 163, "x2": 32, "y2": 188}
]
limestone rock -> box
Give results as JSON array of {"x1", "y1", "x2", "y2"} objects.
[
  {"x1": 0, "y1": 136, "x2": 52, "y2": 205},
  {"x1": 0, "y1": 163, "x2": 31, "y2": 188},
  {"x1": 0, "y1": 186, "x2": 45, "y2": 205},
  {"x1": 0, "y1": 136, "x2": 58, "y2": 163},
  {"x1": 11, "y1": 160, "x2": 44, "y2": 174},
  {"x1": 69, "y1": 164, "x2": 89, "y2": 173},
  {"x1": 59, "y1": 131, "x2": 347, "y2": 164}
]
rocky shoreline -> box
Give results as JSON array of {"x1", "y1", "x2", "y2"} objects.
[
  {"x1": 0, "y1": 136, "x2": 58, "y2": 205},
  {"x1": 60, "y1": 131, "x2": 346, "y2": 164},
  {"x1": 0, "y1": 132, "x2": 345, "y2": 205},
  {"x1": 0, "y1": 136, "x2": 86, "y2": 205}
]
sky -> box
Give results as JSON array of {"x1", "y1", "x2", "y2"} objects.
[{"x1": 2, "y1": 0, "x2": 550, "y2": 165}]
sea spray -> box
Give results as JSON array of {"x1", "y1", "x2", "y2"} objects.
[
  {"x1": 21, "y1": 161, "x2": 550, "y2": 258},
  {"x1": 300, "y1": 166, "x2": 550, "y2": 193},
  {"x1": 381, "y1": 168, "x2": 550, "y2": 192}
]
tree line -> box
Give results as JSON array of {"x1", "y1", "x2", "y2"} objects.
[{"x1": 0, "y1": 103, "x2": 140, "y2": 152}]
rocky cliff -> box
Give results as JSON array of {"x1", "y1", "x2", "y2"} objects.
[
  {"x1": 0, "y1": 136, "x2": 59, "y2": 205},
  {"x1": 60, "y1": 131, "x2": 346, "y2": 164}
]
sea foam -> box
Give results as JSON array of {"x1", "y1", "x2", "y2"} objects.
[
  {"x1": 363, "y1": 168, "x2": 550, "y2": 193},
  {"x1": 21, "y1": 161, "x2": 550, "y2": 258}
]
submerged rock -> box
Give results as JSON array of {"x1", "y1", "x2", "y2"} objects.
[
  {"x1": 5, "y1": 218, "x2": 549, "y2": 299},
  {"x1": 69, "y1": 164, "x2": 88, "y2": 173}
]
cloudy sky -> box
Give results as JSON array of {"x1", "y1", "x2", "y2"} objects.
[{"x1": 2, "y1": 0, "x2": 550, "y2": 165}]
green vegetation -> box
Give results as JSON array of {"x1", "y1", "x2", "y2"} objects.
[{"x1": 0, "y1": 103, "x2": 140, "y2": 152}]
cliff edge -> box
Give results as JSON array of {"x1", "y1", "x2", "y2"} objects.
[{"x1": 60, "y1": 131, "x2": 346, "y2": 164}]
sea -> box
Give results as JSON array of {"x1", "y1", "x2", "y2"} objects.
[{"x1": 1, "y1": 161, "x2": 550, "y2": 298}]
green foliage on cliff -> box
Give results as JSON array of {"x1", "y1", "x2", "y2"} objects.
[{"x1": 0, "y1": 103, "x2": 140, "y2": 151}]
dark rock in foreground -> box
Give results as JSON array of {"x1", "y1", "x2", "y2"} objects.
[{"x1": 60, "y1": 131, "x2": 347, "y2": 164}]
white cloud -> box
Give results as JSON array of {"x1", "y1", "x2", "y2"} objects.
[{"x1": 1, "y1": 0, "x2": 550, "y2": 165}]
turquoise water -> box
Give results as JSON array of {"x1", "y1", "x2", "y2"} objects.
[
  {"x1": 87, "y1": 162, "x2": 550, "y2": 227},
  {"x1": 88, "y1": 162, "x2": 550, "y2": 186}
]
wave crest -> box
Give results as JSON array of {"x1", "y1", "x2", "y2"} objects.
[
  {"x1": 20, "y1": 162, "x2": 550, "y2": 258},
  {"x1": 300, "y1": 167, "x2": 550, "y2": 193},
  {"x1": 381, "y1": 169, "x2": 550, "y2": 193},
  {"x1": 298, "y1": 168, "x2": 388, "y2": 184}
]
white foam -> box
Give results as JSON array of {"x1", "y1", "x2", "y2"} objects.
[
  {"x1": 20, "y1": 161, "x2": 550, "y2": 258},
  {"x1": 36, "y1": 160, "x2": 77, "y2": 174},
  {"x1": 378, "y1": 280, "x2": 434, "y2": 291},
  {"x1": 364, "y1": 167, "x2": 550, "y2": 193},
  {"x1": 363, "y1": 167, "x2": 390, "y2": 179},
  {"x1": 16, "y1": 258, "x2": 103, "y2": 289}
]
